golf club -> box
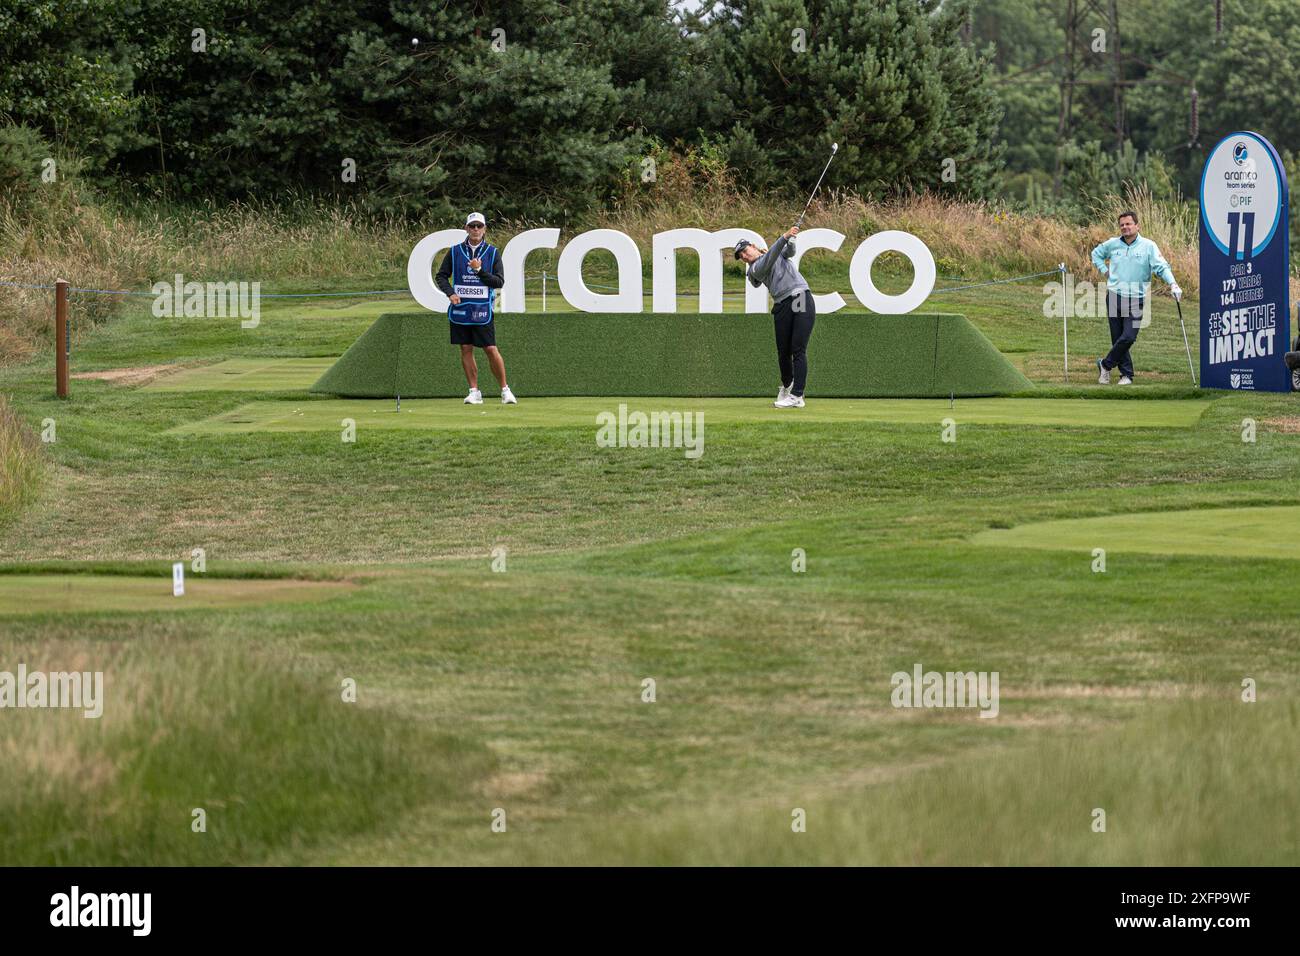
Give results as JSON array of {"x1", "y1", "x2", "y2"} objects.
[
  {"x1": 1175, "y1": 297, "x2": 1198, "y2": 387},
  {"x1": 794, "y1": 142, "x2": 839, "y2": 228}
]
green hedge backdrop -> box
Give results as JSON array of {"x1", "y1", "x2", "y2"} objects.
[{"x1": 310, "y1": 312, "x2": 1032, "y2": 398}]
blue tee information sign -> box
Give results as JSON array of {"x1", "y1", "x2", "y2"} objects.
[{"x1": 1199, "y1": 131, "x2": 1291, "y2": 391}]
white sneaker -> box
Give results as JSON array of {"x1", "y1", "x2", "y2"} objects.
[
  {"x1": 1096, "y1": 359, "x2": 1110, "y2": 385},
  {"x1": 773, "y1": 384, "x2": 792, "y2": 407},
  {"x1": 774, "y1": 393, "x2": 805, "y2": 408},
  {"x1": 464, "y1": 388, "x2": 483, "y2": 405},
  {"x1": 1118, "y1": 375, "x2": 1132, "y2": 386},
  {"x1": 501, "y1": 386, "x2": 517, "y2": 404}
]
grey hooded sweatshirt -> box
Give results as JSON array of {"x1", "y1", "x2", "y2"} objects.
[{"x1": 746, "y1": 234, "x2": 811, "y2": 306}]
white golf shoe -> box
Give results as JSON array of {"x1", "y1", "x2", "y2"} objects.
[
  {"x1": 774, "y1": 392, "x2": 805, "y2": 408},
  {"x1": 773, "y1": 384, "x2": 792, "y2": 407},
  {"x1": 1096, "y1": 359, "x2": 1110, "y2": 385},
  {"x1": 501, "y1": 386, "x2": 517, "y2": 404},
  {"x1": 464, "y1": 388, "x2": 484, "y2": 404},
  {"x1": 1118, "y1": 375, "x2": 1133, "y2": 385}
]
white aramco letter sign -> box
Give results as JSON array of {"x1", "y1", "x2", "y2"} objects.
[{"x1": 409, "y1": 227, "x2": 936, "y2": 314}]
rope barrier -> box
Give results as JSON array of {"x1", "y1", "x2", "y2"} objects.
[
  {"x1": 1, "y1": 275, "x2": 542, "y2": 297},
  {"x1": 9, "y1": 268, "x2": 1180, "y2": 306},
  {"x1": 3, "y1": 269, "x2": 1067, "y2": 299},
  {"x1": 69, "y1": 288, "x2": 163, "y2": 296},
  {"x1": 577, "y1": 269, "x2": 1067, "y2": 296},
  {"x1": 258, "y1": 289, "x2": 409, "y2": 298}
]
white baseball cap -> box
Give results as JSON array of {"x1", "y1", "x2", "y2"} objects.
[{"x1": 465, "y1": 212, "x2": 486, "y2": 226}]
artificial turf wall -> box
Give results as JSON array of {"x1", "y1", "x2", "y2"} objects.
[{"x1": 309, "y1": 312, "x2": 1031, "y2": 398}]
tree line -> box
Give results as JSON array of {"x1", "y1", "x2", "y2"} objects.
[
  {"x1": 0, "y1": 0, "x2": 997, "y2": 220},
  {"x1": 1, "y1": 0, "x2": 1293, "y2": 223}
]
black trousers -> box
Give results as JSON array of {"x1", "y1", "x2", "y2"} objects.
[
  {"x1": 1102, "y1": 291, "x2": 1144, "y2": 379},
  {"x1": 773, "y1": 289, "x2": 816, "y2": 395}
]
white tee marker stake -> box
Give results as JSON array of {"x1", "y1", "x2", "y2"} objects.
[{"x1": 172, "y1": 562, "x2": 185, "y2": 597}]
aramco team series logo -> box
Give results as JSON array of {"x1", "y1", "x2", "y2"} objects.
[{"x1": 1233, "y1": 142, "x2": 1249, "y2": 166}]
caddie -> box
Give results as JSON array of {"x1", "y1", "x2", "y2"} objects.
[{"x1": 435, "y1": 211, "x2": 516, "y2": 404}]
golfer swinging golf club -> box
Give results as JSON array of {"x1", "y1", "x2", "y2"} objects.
[
  {"x1": 435, "y1": 212, "x2": 516, "y2": 404},
  {"x1": 735, "y1": 229, "x2": 814, "y2": 407},
  {"x1": 1091, "y1": 210, "x2": 1182, "y2": 385},
  {"x1": 733, "y1": 142, "x2": 837, "y2": 408}
]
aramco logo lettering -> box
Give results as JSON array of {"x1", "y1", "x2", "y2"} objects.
[{"x1": 408, "y1": 227, "x2": 938, "y2": 315}]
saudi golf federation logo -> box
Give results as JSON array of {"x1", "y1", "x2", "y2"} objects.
[
  {"x1": 1233, "y1": 142, "x2": 1249, "y2": 166},
  {"x1": 1230, "y1": 373, "x2": 1241, "y2": 389}
]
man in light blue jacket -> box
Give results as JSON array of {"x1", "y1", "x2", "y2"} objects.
[{"x1": 1091, "y1": 210, "x2": 1182, "y2": 384}]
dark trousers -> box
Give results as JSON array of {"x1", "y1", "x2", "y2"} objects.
[
  {"x1": 773, "y1": 289, "x2": 816, "y2": 395},
  {"x1": 1102, "y1": 291, "x2": 1144, "y2": 379}
]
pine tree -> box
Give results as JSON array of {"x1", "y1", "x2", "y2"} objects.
[{"x1": 708, "y1": 0, "x2": 1004, "y2": 199}]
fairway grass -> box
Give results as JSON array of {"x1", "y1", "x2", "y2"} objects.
[
  {"x1": 0, "y1": 573, "x2": 356, "y2": 616},
  {"x1": 142, "y1": 357, "x2": 336, "y2": 392},
  {"x1": 169, "y1": 396, "x2": 1214, "y2": 435},
  {"x1": 973, "y1": 504, "x2": 1300, "y2": 561},
  {"x1": 1, "y1": 289, "x2": 1297, "y2": 865}
]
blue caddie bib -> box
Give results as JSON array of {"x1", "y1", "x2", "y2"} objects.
[{"x1": 448, "y1": 241, "x2": 497, "y2": 325}]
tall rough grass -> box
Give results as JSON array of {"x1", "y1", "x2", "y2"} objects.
[
  {"x1": 516, "y1": 699, "x2": 1299, "y2": 865},
  {"x1": 597, "y1": 149, "x2": 1205, "y2": 289},
  {"x1": 0, "y1": 394, "x2": 42, "y2": 524},
  {"x1": 0, "y1": 640, "x2": 495, "y2": 864},
  {"x1": 600, "y1": 186, "x2": 1202, "y2": 292},
  {"x1": 0, "y1": 184, "x2": 422, "y2": 364}
]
